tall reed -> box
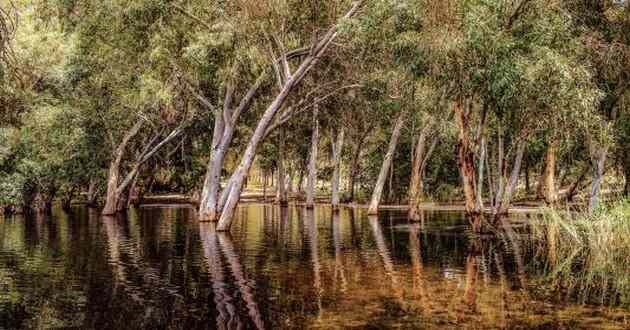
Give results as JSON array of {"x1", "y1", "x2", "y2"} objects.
[{"x1": 530, "y1": 199, "x2": 630, "y2": 306}]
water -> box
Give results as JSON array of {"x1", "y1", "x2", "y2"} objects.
[{"x1": 0, "y1": 204, "x2": 628, "y2": 329}]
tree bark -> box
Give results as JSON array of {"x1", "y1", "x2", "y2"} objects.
[
  {"x1": 368, "y1": 111, "x2": 406, "y2": 215},
  {"x1": 453, "y1": 100, "x2": 481, "y2": 232},
  {"x1": 589, "y1": 147, "x2": 607, "y2": 211},
  {"x1": 102, "y1": 120, "x2": 143, "y2": 215},
  {"x1": 409, "y1": 123, "x2": 432, "y2": 220},
  {"x1": 347, "y1": 130, "x2": 369, "y2": 202},
  {"x1": 331, "y1": 128, "x2": 345, "y2": 210},
  {"x1": 276, "y1": 130, "x2": 288, "y2": 206},
  {"x1": 537, "y1": 142, "x2": 557, "y2": 204},
  {"x1": 306, "y1": 105, "x2": 320, "y2": 208},
  {"x1": 216, "y1": 2, "x2": 364, "y2": 231},
  {"x1": 87, "y1": 179, "x2": 99, "y2": 208},
  {"x1": 494, "y1": 141, "x2": 526, "y2": 221}
]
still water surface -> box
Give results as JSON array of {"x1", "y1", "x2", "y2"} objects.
[{"x1": 0, "y1": 204, "x2": 628, "y2": 329}]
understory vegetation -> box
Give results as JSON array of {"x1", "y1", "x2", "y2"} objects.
[{"x1": 530, "y1": 200, "x2": 630, "y2": 306}]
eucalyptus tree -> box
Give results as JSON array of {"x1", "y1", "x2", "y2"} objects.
[
  {"x1": 216, "y1": 1, "x2": 365, "y2": 230},
  {"x1": 405, "y1": 0, "x2": 602, "y2": 230},
  {"x1": 565, "y1": 0, "x2": 630, "y2": 209},
  {"x1": 45, "y1": 0, "x2": 195, "y2": 215}
]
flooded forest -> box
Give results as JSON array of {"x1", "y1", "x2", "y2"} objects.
[{"x1": 1, "y1": 0, "x2": 630, "y2": 329}]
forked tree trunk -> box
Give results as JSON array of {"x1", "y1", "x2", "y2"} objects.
[
  {"x1": 493, "y1": 141, "x2": 526, "y2": 221},
  {"x1": 453, "y1": 100, "x2": 481, "y2": 232},
  {"x1": 216, "y1": 2, "x2": 364, "y2": 231},
  {"x1": 367, "y1": 111, "x2": 406, "y2": 215},
  {"x1": 306, "y1": 106, "x2": 320, "y2": 208},
  {"x1": 102, "y1": 121, "x2": 143, "y2": 215},
  {"x1": 331, "y1": 128, "x2": 345, "y2": 210},
  {"x1": 409, "y1": 123, "x2": 434, "y2": 220},
  {"x1": 537, "y1": 142, "x2": 557, "y2": 204},
  {"x1": 589, "y1": 147, "x2": 607, "y2": 211}
]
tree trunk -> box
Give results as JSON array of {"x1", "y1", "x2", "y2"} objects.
[
  {"x1": 87, "y1": 179, "x2": 98, "y2": 208},
  {"x1": 216, "y1": 2, "x2": 364, "y2": 231},
  {"x1": 524, "y1": 156, "x2": 530, "y2": 194},
  {"x1": 453, "y1": 100, "x2": 481, "y2": 232},
  {"x1": 494, "y1": 141, "x2": 526, "y2": 221},
  {"x1": 331, "y1": 128, "x2": 345, "y2": 210},
  {"x1": 589, "y1": 147, "x2": 607, "y2": 211},
  {"x1": 347, "y1": 133, "x2": 365, "y2": 203},
  {"x1": 276, "y1": 130, "x2": 288, "y2": 206},
  {"x1": 102, "y1": 121, "x2": 143, "y2": 215},
  {"x1": 263, "y1": 172, "x2": 267, "y2": 202},
  {"x1": 624, "y1": 161, "x2": 630, "y2": 196},
  {"x1": 368, "y1": 111, "x2": 406, "y2": 215},
  {"x1": 61, "y1": 186, "x2": 76, "y2": 211},
  {"x1": 537, "y1": 142, "x2": 557, "y2": 204},
  {"x1": 306, "y1": 105, "x2": 319, "y2": 208},
  {"x1": 565, "y1": 165, "x2": 589, "y2": 202},
  {"x1": 409, "y1": 123, "x2": 431, "y2": 220}
]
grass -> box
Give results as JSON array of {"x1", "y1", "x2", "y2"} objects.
[{"x1": 530, "y1": 199, "x2": 630, "y2": 307}]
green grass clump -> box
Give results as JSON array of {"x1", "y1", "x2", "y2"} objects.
[{"x1": 531, "y1": 199, "x2": 630, "y2": 306}]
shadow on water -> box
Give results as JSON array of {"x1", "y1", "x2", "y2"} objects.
[{"x1": 0, "y1": 204, "x2": 628, "y2": 329}]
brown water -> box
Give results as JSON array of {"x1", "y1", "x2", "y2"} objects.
[{"x1": 0, "y1": 204, "x2": 628, "y2": 329}]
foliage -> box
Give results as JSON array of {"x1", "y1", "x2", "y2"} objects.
[{"x1": 531, "y1": 199, "x2": 630, "y2": 306}]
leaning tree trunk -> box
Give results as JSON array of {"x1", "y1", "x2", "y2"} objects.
[
  {"x1": 453, "y1": 100, "x2": 481, "y2": 232},
  {"x1": 331, "y1": 128, "x2": 345, "y2": 210},
  {"x1": 409, "y1": 124, "x2": 432, "y2": 220},
  {"x1": 367, "y1": 112, "x2": 406, "y2": 215},
  {"x1": 102, "y1": 121, "x2": 143, "y2": 215},
  {"x1": 216, "y1": 2, "x2": 364, "y2": 231},
  {"x1": 537, "y1": 142, "x2": 557, "y2": 204},
  {"x1": 306, "y1": 106, "x2": 320, "y2": 209},
  {"x1": 589, "y1": 147, "x2": 607, "y2": 211},
  {"x1": 199, "y1": 107, "x2": 226, "y2": 220},
  {"x1": 494, "y1": 141, "x2": 526, "y2": 222}
]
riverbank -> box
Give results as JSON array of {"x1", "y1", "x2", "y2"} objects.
[{"x1": 136, "y1": 193, "x2": 545, "y2": 214}]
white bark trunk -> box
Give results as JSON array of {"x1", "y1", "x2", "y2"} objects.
[
  {"x1": 589, "y1": 147, "x2": 607, "y2": 211},
  {"x1": 306, "y1": 105, "x2": 320, "y2": 208},
  {"x1": 367, "y1": 112, "x2": 406, "y2": 215},
  {"x1": 331, "y1": 128, "x2": 345, "y2": 210},
  {"x1": 216, "y1": 2, "x2": 364, "y2": 231}
]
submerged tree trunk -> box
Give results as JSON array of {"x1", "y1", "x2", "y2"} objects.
[
  {"x1": 306, "y1": 106, "x2": 320, "y2": 208},
  {"x1": 453, "y1": 100, "x2": 481, "y2": 232},
  {"x1": 408, "y1": 123, "x2": 432, "y2": 220},
  {"x1": 102, "y1": 121, "x2": 143, "y2": 216},
  {"x1": 331, "y1": 128, "x2": 345, "y2": 210},
  {"x1": 276, "y1": 130, "x2": 288, "y2": 206},
  {"x1": 494, "y1": 141, "x2": 526, "y2": 221},
  {"x1": 368, "y1": 111, "x2": 406, "y2": 215},
  {"x1": 199, "y1": 76, "x2": 263, "y2": 221},
  {"x1": 589, "y1": 147, "x2": 607, "y2": 211},
  {"x1": 87, "y1": 179, "x2": 99, "y2": 208},
  {"x1": 537, "y1": 143, "x2": 557, "y2": 204},
  {"x1": 216, "y1": 2, "x2": 364, "y2": 231},
  {"x1": 347, "y1": 130, "x2": 369, "y2": 202}
]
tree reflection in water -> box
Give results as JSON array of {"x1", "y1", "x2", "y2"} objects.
[{"x1": 1, "y1": 205, "x2": 628, "y2": 329}]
